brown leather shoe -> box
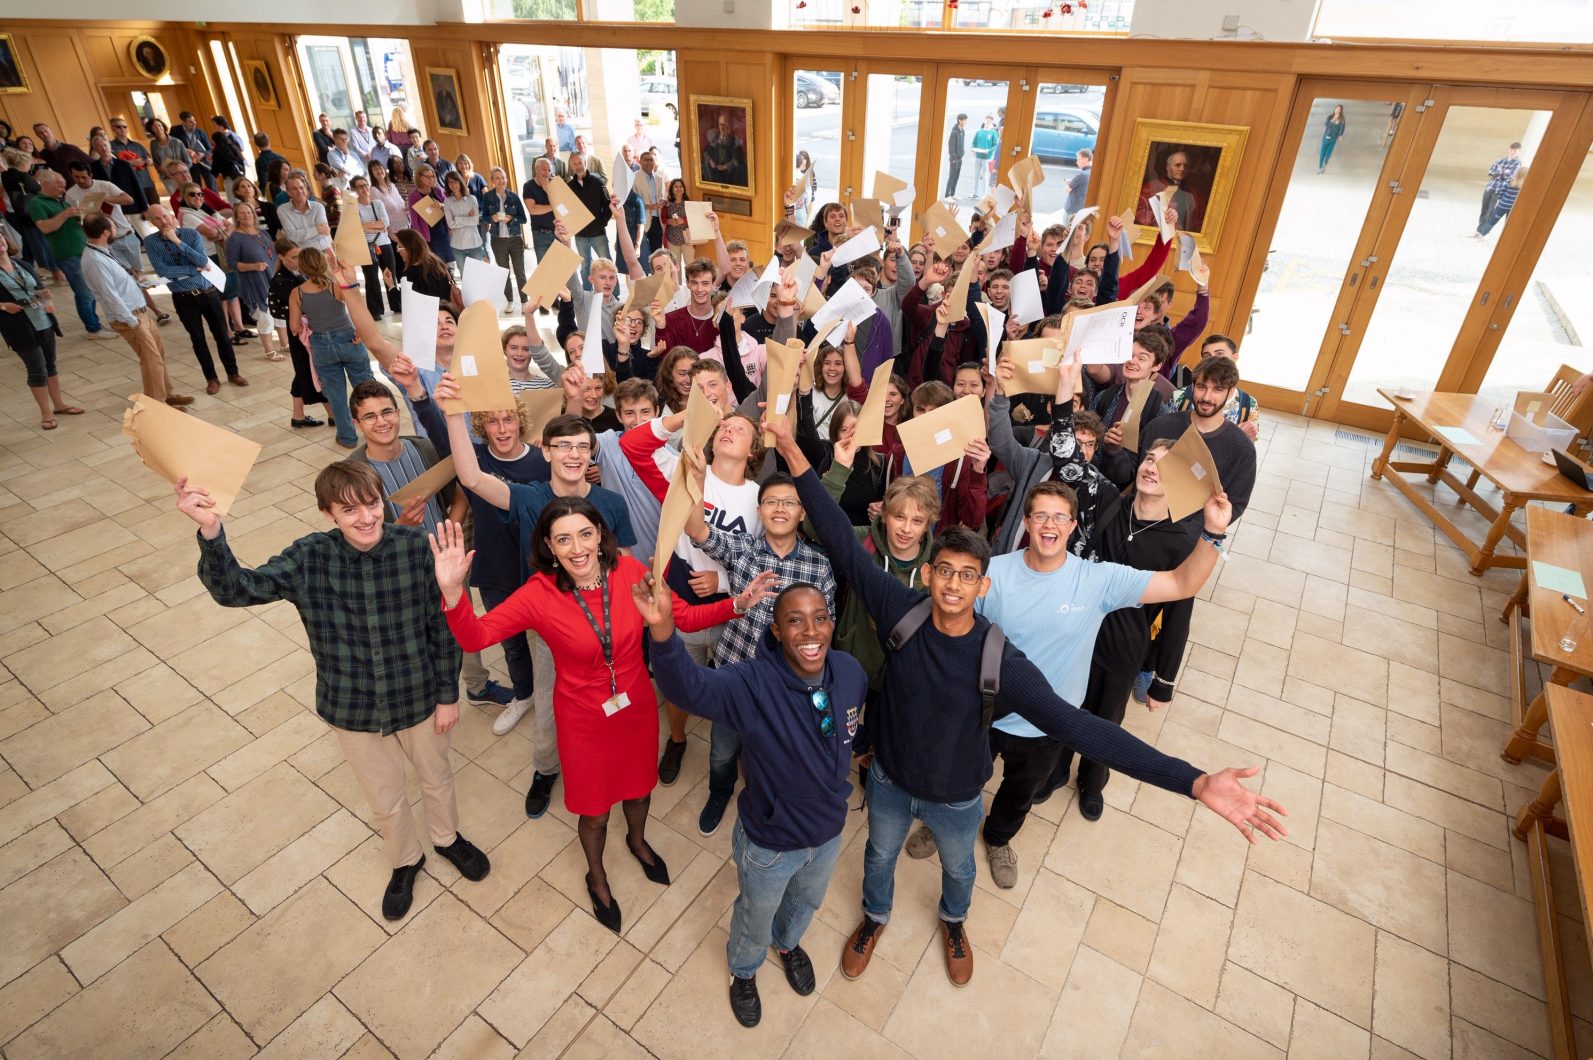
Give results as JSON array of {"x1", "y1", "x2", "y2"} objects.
[
  {"x1": 940, "y1": 920, "x2": 972, "y2": 986},
  {"x1": 205, "y1": 379, "x2": 221, "y2": 395},
  {"x1": 227, "y1": 374, "x2": 249, "y2": 387},
  {"x1": 841, "y1": 916, "x2": 885, "y2": 980},
  {"x1": 164, "y1": 394, "x2": 195, "y2": 406}
]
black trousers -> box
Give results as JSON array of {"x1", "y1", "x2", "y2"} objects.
[
  {"x1": 982, "y1": 727, "x2": 1065, "y2": 847},
  {"x1": 361, "y1": 243, "x2": 398, "y2": 320},
  {"x1": 944, "y1": 159, "x2": 963, "y2": 197},
  {"x1": 170, "y1": 288, "x2": 237, "y2": 380},
  {"x1": 1057, "y1": 666, "x2": 1137, "y2": 799}
]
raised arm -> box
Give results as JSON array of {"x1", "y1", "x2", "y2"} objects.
[
  {"x1": 610, "y1": 194, "x2": 645, "y2": 281},
  {"x1": 431, "y1": 374, "x2": 512, "y2": 509},
  {"x1": 176, "y1": 479, "x2": 302, "y2": 607},
  {"x1": 1142, "y1": 493, "x2": 1227, "y2": 604},
  {"x1": 334, "y1": 265, "x2": 401, "y2": 369}
]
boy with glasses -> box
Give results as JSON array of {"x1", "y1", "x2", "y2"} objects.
[{"x1": 345, "y1": 380, "x2": 461, "y2": 529}]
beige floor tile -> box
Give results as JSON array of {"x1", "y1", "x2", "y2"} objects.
[
  {"x1": 61, "y1": 861, "x2": 221, "y2": 983},
  {"x1": 1310, "y1": 820, "x2": 1447, "y2": 955},
  {"x1": 1320, "y1": 784, "x2": 1444, "y2": 864},
  {"x1": 1230, "y1": 871, "x2": 1375, "y2": 1027},
  {"x1": 1288, "y1": 632, "x2": 1388, "y2": 707},
  {"x1": 431, "y1": 1013, "x2": 516, "y2": 1060},
  {"x1": 1232, "y1": 638, "x2": 1291, "y2": 699},
  {"x1": 1372, "y1": 931, "x2": 1450, "y2": 1060},
  {"x1": 1045, "y1": 801, "x2": 1181, "y2": 922},
  {"x1": 0, "y1": 957, "x2": 78, "y2": 1046},
  {"x1": 1, "y1": 616, "x2": 139, "y2": 694},
  {"x1": 176, "y1": 761, "x2": 338, "y2": 884},
  {"x1": 163, "y1": 891, "x2": 256, "y2": 967},
  {"x1": 1218, "y1": 712, "x2": 1328, "y2": 777},
  {"x1": 0, "y1": 821, "x2": 74, "y2": 892},
  {"x1": 112, "y1": 663, "x2": 205, "y2": 725},
  {"x1": 996, "y1": 867, "x2": 1092, "y2": 988},
  {"x1": 1383, "y1": 775, "x2": 1506, "y2": 850},
  {"x1": 519, "y1": 993, "x2": 597, "y2": 1055},
  {"x1": 232, "y1": 807, "x2": 370, "y2": 914},
  {"x1": 1342, "y1": 609, "x2": 1440, "y2": 674},
  {"x1": 0, "y1": 847, "x2": 126, "y2": 989},
  {"x1": 0, "y1": 689, "x2": 149, "y2": 787},
  {"x1": 1214, "y1": 960, "x2": 1296, "y2": 1049},
  {"x1": 480, "y1": 910, "x2": 621, "y2": 1048},
  {"x1": 6, "y1": 940, "x2": 217, "y2": 1060},
  {"x1": 1082, "y1": 897, "x2": 1159, "y2": 975},
  {"x1": 100, "y1": 703, "x2": 251, "y2": 800},
  {"x1": 1146, "y1": 883, "x2": 1233, "y2": 1008},
  {"x1": 204, "y1": 710, "x2": 324, "y2": 792},
  {"x1": 564, "y1": 1012, "x2": 654, "y2": 1060},
  {"x1": 1039, "y1": 945, "x2": 1142, "y2": 1058},
  {"x1": 1385, "y1": 742, "x2": 1502, "y2": 811},
  {"x1": 254, "y1": 995, "x2": 366, "y2": 1060},
  {"x1": 1445, "y1": 870, "x2": 1545, "y2": 1001},
  {"x1": 1292, "y1": 997, "x2": 1373, "y2": 1059},
  {"x1": 602, "y1": 958, "x2": 672, "y2": 1032},
  {"x1": 1121, "y1": 979, "x2": 1282, "y2": 1058},
  {"x1": 1448, "y1": 964, "x2": 1550, "y2": 1058},
  {"x1": 0, "y1": 760, "x2": 116, "y2": 848},
  {"x1": 1437, "y1": 632, "x2": 1510, "y2": 698},
  {"x1": 167, "y1": 1013, "x2": 262, "y2": 1060}
]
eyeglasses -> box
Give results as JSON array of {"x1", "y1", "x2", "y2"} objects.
[
  {"x1": 357, "y1": 408, "x2": 399, "y2": 424},
  {"x1": 760, "y1": 497, "x2": 800, "y2": 511},
  {"x1": 932, "y1": 564, "x2": 982, "y2": 584},
  {"x1": 1027, "y1": 512, "x2": 1074, "y2": 527},
  {"x1": 548, "y1": 441, "x2": 592, "y2": 454},
  {"x1": 810, "y1": 688, "x2": 835, "y2": 736}
]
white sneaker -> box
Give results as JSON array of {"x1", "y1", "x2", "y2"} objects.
[
  {"x1": 506, "y1": 301, "x2": 521, "y2": 316},
  {"x1": 493, "y1": 697, "x2": 530, "y2": 735}
]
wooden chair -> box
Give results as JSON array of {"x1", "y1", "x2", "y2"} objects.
[{"x1": 1465, "y1": 364, "x2": 1593, "y2": 491}]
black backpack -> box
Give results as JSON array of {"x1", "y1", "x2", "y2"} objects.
[{"x1": 885, "y1": 597, "x2": 1006, "y2": 729}]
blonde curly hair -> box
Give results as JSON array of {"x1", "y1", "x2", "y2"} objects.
[{"x1": 470, "y1": 401, "x2": 535, "y2": 442}]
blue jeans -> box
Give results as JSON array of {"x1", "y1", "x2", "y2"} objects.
[
  {"x1": 56, "y1": 254, "x2": 102, "y2": 332},
  {"x1": 454, "y1": 244, "x2": 488, "y2": 264},
  {"x1": 574, "y1": 233, "x2": 611, "y2": 289},
  {"x1": 861, "y1": 759, "x2": 982, "y2": 924},
  {"x1": 530, "y1": 227, "x2": 555, "y2": 267},
  {"x1": 709, "y1": 722, "x2": 740, "y2": 798},
  {"x1": 309, "y1": 325, "x2": 376, "y2": 446},
  {"x1": 726, "y1": 820, "x2": 844, "y2": 978}
]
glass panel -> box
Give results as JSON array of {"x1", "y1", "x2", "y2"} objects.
[
  {"x1": 953, "y1": 0, "x2": 1134, "y2": 30},
  {"x1": 367, "y1": 40, "x2": 419, "y2": 134},
  {"x1": 790, "y1": 0, "x2": 941, "y2": 27},
  {"x1": 305, "y1": 45, "x2": 356, "y2": 131},
  {"x1": 793, "y1": 68, "x2": 844, "y2": 220},
  {"x1": 1243, "y1": 98, "x2": 1400, "y2": 393},
  {"x1": 206, "y1": 40, "x2": 254, "y2": 174},
  {"x1": 937, "y1": 78, "x2": 1008, "y2": 207},
  {"x1": 500, "y1": 44, "x2": 547, "y2": 194},
  {"x1": 131, "y1": 91, "x2": 171, "y2": 133},
  {"x1": 1314, "y1": 0, "x2": 1593, "y2": 44},
  {"x1": 1342, "y1": 106, "x2": 1549, "y2": 408},
  {"x1": 1025, "y1": 82, "x2": 1104, "y2": 221},
  {"x1": 492, "y1": 0, "x2": 578, "y2": 18},
  {"x1": 861, "y1": 73, "x2": 921, "y2": 197},
  {"x1": 1477, "y1": 148, "x2": 1593, "y2": 403}
]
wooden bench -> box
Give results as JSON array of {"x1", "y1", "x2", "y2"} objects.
[{"x1": 1512, "y1": 683, "x2": 1593, "y2": 1059}]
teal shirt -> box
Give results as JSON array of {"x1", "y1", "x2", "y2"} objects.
[
  {"x1": 971, "y1": 128, "x2": 999, "y2": 161},
  {"x1": 26, "y1": 194, "x2": 86, "y2": 259}
]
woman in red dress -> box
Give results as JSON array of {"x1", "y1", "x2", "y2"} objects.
[{"x1": 432, "y1": 497, "x2": 773, "y2": 933}]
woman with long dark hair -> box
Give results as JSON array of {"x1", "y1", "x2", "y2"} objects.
[{"x1": 392, "y1": 228, "x2": 458, "y2": 304}]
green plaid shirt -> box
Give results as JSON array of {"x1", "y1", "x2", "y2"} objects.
[{"x1": 196, "y1": 525, "x2": 461, "y2": 734}]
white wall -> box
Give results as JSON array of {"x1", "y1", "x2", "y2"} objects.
[
  {"x1": 673, "y1": 0, "x2": 787, "y2": 29},
  {"x1": 1129, "y1": 0, "x2": 1322, "y2": 41}
]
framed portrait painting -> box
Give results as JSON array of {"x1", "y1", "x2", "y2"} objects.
[
  {"x1": 426, "y1": 68, "x2": 467, "y2": 136},
  {"x1": 0, "y1": 34, "x2": 29, "y2": 94},
  {"x1": 688, "y1": 95, "x2": 753, "y2": 199},
  {"x1": 243, "y1": 60, "x2": 278, "y2": 111},
  {"x1": 1119, "y1": 119, "x2": 1249, "y2": 254},
  {"x1": 129, "y1": 36, "x2": 170, "y2": 81}
]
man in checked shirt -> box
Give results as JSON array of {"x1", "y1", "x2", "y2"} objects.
[
  {"x1": 681, "y1": 447, "x2": 837, "y2": 838},
  {"x1": 174, "y1": 461, "x2": 492, "y2": 922}
]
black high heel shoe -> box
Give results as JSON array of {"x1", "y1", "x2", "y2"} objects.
[
  {"x1": 587, "y1": 872, "x2": 621, "y2": 933},
  {"x1": 628, "y1": 840, "x2": 670, "y2": 886}
]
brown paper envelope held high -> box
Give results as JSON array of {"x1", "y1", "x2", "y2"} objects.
[
  {"x1": 897, "y1": 395, "x2": 986, "y2": 476},
  {"x1": 1159, "y1": 426, "x2": 1224, "y2": 522},
  {"x1": 653, "y1": 386, "x2": 723, "y2": 582},
  {"x1": 622, "y1": 270, "x2": 675, "y2": 315},
  {"x1": 943, "y1": 252, "x2": 978, "y2": 326},
  {"x1": 920, "y1": 202, "x2": 969, "y2": 259},
  {"x1": 1514, "y1": 390, "x2": 1557, "y2": 424},
  {"x1": 523, "y1": 240, "x2": 582, "y2": 304},
  {"x1": 388, "y1": 455, "x2": 456, "y2": 507},
  {"x1": 516, "y1": 387, "x2": 569, "y2": 445},
  {"x1": 762, "y1": 338, "x2": 805, "y2": 446},
  {"x1": 333, "y1": 192, "x2": 372, "y2": 268},
  {"x1": 1119, "y1": 272, "x2": 1166, "y2": 311},
  {"x1": 440, "y1": 302, "x2": 515, "y2": 415},
  {"x1": 850, "y1": 198, "x2": 884, "y2": 237},
  {"x1": 1117, "y1": 377, "x2": 1158, "y2": 453},
  {"x1": 547, "y1": 179, "x2": 596, "y2": 235},
  {"x1": 801, "y1": 282, "x2": 827, "y2": 319},
  {"x1": 853, "y1": 358, "x2": 896, "y2": 448},
  {"x1": 774, "y1": 219, "x2": 814, "y2": 249},
  {"x1": 684, "y1": 201, "x2": 716, "y2": 243},
  {"x1": 411, "y1": 194, "x2": 444, "y2": 228},
  {"x1": 1007, "y1": 155, "x2": 1045, "y2": 197},
  {"x1": 121, "y1": 393, "x2": 263, "y2": 518},
  {"x1": 785, "y1": 174, "x2": 807, "y2": 207},
  {"x1": 872, "y1": 171, "x2": 909, "y2": 206},
  {"x1": 999, "y1": 338, "x2": 1063, "y2": 397}
]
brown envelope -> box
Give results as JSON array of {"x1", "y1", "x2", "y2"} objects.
[
  {"x1": 999, "y1": 338, "x2": 1063, "y2": 397},
  {"x1": 943, "y1": 252, "x2": 978, "y2": 326},
  {"x1": 1159, "y1": 425, "x2": 1224, "y2": 522},
  {"x1": 76, "y1": 190, "x2": 107, "y2": 215},
  {"x1": 684, "y1": 201, "x2": 716, "y2": 243},
  {"x1": 920, "y1": 202, "x2": 969, "y2": 258},
  {"x1": 785, "y1": 174, "x2": 807, "y2": 207},
  {"x1": 121, "y1": 393, "x2": 263, "y2": 518},
  {"x1": 516, "y1": 387, "x2": 569, "y2": 445},
  {"x1": 1120, "y1": 272, "x2": 1165, "y2": 311},
  {"x1": 440, "y1": 302, "x2": 515, "y2": 415},
  {"x1": 333, "y1": 192, "x2": 372, "y2": 268},
  {"x1": 411, "y1": 194, "x2": 444, "y2": 228},
  {"x1": 774, "y1": 219, "x2": 813, "y2": 249},
  {"x1": 523, "y1": 240, "x2": 582, "y2": 304},
  {"x1": 801, "y1": 282, "x2": 827, "y2": 319},
  {"x1": 653, "y1": 386, "x2": 723, "y2": 581},
  {"x1": 388, "y1": 455, "x2": 456, "y2": 507},
  {"x1": 1514, "y1": 391, "x2": 1557, "y2": 424},
  {"x1": 1008, "y1": 155, "x2": 1045, "y2": 197},
  {"x1": 547, "y1": 179, "x2": 595, "y2": 234},
  {"x1": 850, "y1": 198, "x2": 884, "y2": 236},
  {"x1": 1117, "y1": 377, "x2": 1157, "y2": 453},
  {"x1": 873, "y1": 171, "x2": 909, "y2": 206},
  {"x1": 853, "y1": 358, "x2": 896, "y2": 448},
  {"x1": 622, "y1": 270, "x2": 676, "y2": 315},
  {"x1": 762, "y1": 337, "x2": 806, "y2": 446},
  {"x1": 896, "y1": 394, "x2": 987, "y2": 476}
]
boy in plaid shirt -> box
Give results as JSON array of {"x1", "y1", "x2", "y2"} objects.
[{"x1": 682, "y1": 449, "x2": 837, "y2": 837}]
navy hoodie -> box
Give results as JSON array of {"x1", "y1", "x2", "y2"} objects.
[{"x1": 650, "y1": 626, "x2": 866, "y2": 852}]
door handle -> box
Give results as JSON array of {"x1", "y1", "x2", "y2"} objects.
[
  {"x1": 1349, "y1": 272, "x2": 1359, "y2": 287},
  {"x1": 1369, "y1": 275, "x2": 1381, "y2": 290}
]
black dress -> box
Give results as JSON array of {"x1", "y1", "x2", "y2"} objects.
[{"x1": 267, "y1": 266, "x2": 327, "y2": 405}]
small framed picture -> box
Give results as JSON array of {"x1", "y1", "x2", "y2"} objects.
[
  {"x1": 129, "y1": 36, "x2": 170, "y2": 81},
  {"x1": 0, "y1": 34, "x2": 29, "y2": 94},
  {"x1": 427, "y1": 67, "x2": 467, "y2": 136},
  {"x1": 689, "y1": 95, "x2": 753, "y2": 199},
  {"x1": 243, "y1": 60, "x2": 278, "y2": 111}
]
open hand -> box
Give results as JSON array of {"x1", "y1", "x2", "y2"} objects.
[
  {"x1": 1193, "y1": 766, "x2": 1288, "y2": 844},
  {"x1": 735, "y1": 569, "x2": 780, "y2": 613},
  {"x1": 427, "y1": 519, "x2": 474, "y2": 604}
]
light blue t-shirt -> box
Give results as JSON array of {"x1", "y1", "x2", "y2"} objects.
[{"x1": 977, "y1": 552, "x2": 1151, "y2": 738}]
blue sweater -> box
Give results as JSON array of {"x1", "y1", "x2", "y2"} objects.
[
  {"x1": 795, "y1": 466, "x2": 1205, "y2": 803},
  {"x1": 650, "y1": 626, "x2": 866, "y2": 851}
]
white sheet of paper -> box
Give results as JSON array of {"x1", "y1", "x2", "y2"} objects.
[
  {"x1": 751, "y1": 257, "x2": 781, "y2": 312},
  {"x1": 811, "y1": 278, "x2": 875, "y2": 336},
  {"x1": 1176, "y1": 233, "x2": 1197, "y2": 271},
  {"x1": 460, "y1": 255, "x2": 510, "y2": 313},
  {"x1": 1153, "y1": 186, "x2": 1177, "y2": 240},
  {"x1": 774, "y1": 393, "x2": 791, "y2": 414},
  {"x1": 728, "y1": 270, "x2": 759, "y2": 309},
  {"x1": 991, "y1": 185, "x2": 1016, "y2": 217},
  {"x1": 1009, "y1": 269, "x2": 1044, "y2": 326},
  {"x1": 831, "y1": 226, "x2": 881, "y2": 267},
  {"x1": 1067, "y1": 304, "x2": 1138, "y2": 365},
  {"x1": 401, "y1": 285, "x2": 440, "y2": 370},
  {"x1": 1061, "y1": 205, "x2": 1098, "y2": 255},
  {"x1": 793, "y1": 252, "x2": 819, "y2": 301},
  {"x1": 200, "y1": 259, "x2": 227, "y2": 292},
  {"x1": 612, "y1": 151, "x2": 629, "y2": 184},
  {"x1": 891, "y1": 184, "x2": 916, "y2": 211},
  {"x1": 981, "y1": 212, "x2": 1017, "y2": 254},
  {"x1": 1147, "y1": 193, "x2": 1168, "y2": 238},
  {"x1": 1117, "y1": 225, "x2": 1135, "y2": 263},
  {"x1": 976, "y1": 302, "x2": 1006, "y2": 373},
  {"x1": 580, "y1": 294, "x2": 607, "y2": 374}
]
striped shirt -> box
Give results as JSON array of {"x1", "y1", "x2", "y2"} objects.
[{"x1": 368, "y1": 439, "x2": 446, "y2": 528}]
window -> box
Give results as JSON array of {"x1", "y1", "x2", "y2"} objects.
[
  {"x1": 296, "y1": 36, "x2": 418, "y2": 135},
  {"x1": 1314, "y1": 0, "x2": 1593, "y2": 43},
  {"x1": 791, "y1": 0, "x2": 943, "y2": 28},
  {"x1": 954, "y1": 0, "x2": 1135, "y2": 30},
  {"x1": 488, "y1": 0, "x2": 673, "y2": 20}
]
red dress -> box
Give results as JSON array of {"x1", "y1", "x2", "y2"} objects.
[{"x1": 445, "y1": 555, "x2": 735, "y2": 815}]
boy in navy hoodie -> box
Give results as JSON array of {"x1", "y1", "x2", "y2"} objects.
[{"x1": 638, "y1": 579, "x2": 867, "y2": 1030}]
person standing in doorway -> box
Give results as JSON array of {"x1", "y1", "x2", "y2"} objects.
[
  {"x1": 1479, "y1": 141, "x2": 1522, "y2": 232},
  {"x1": 970, "y1": 116, "x2": 998, "y2": 198},
  {"x1": 944, "y1": 114, "x2": 968, "y2": 198},
  {"x1": 1065, "y1": 147, "x2": 1093, "y2": 217},
  {"x1": 1318, "y1": 105, "x2": 1346, "y2": 173}
]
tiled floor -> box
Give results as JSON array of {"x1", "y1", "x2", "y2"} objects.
[{"x1": 0, "y1": 297, "x2": 1590, "y2": 1059}]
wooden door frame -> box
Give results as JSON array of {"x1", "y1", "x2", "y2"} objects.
[
  {"x1": 923, "y1": 64, "x2": 1025, "y2": 208},
  {"x1": 846, "y1": 62, "x2": 936, "y2": 227},
  {"x1": 999, "y1": 65, "x2": 1117, "y2": 197}
]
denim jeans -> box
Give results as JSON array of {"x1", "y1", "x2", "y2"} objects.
[
  {"x1": 55, "y1": 254, "x2": 102, "y2": 332},
  {"x1": 574, "y1": 233, "x2": 611, "y2": 289},
  {"x1": 861, "y1": 759, "x2": 983, "y2": 924},
  {"x1": 726, "y1": 820, "x2": 844, "y2": 979},
  {"x1": 453, "y1": 243, "x2": 488, "y2": 264},
  {"x1": 309, "y1": 325, "x2": 376, "y2": 446},
  {"x1": 530, "y1": 227, "x2": 555, "y2": 267}
]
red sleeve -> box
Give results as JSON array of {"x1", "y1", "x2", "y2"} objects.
[
  {"x1": 1008, "y1": 234, "x2": 1028, "y2": 274},
  {"x1": 937, "y1": 455, "x2": 988, "y2": 531},
  {"x1": 1119, "y1": 234, "x2": 1172, "y2": 297},
  {"x1": 674, "y1": 595, "x2": 737, "y2": 633},
  {"x1": 846, "y1": 379, "x2": 869, "y2": 403},
  {"x1": 619, "y1": 421, "x2": 672, "y2": 500},
  {"x1": 900, "y1": 281, "x2": 928, "y2": 326},
  {"x1": 444, "y1": 578, "x2": 547, "y2": 652},
  {"x1": 657, "y1": 309, "x2": 680, "y2": 351}
]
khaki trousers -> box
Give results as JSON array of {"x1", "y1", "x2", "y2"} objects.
[
  {"x1": 529, "y1": 633, "x2": 559, "y2": 776},
  {"x1": 111, "y1": 311, "x2": 177, "y2": 403},
  {"x1": 335, "y1": 716, "x2": 458, "y2": 869}
]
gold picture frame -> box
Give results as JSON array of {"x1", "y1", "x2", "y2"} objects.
[
  {"x1": 243, "y1": 60, "x2": 278, "y2": 111},
  {"x1": 0, "y1": 34, "x2": 29, "y2": 94},
  {"x1": 426, "y1": 67, "x2": 467, "y2": 136},
  {"x1": 1118, "y1": 118, "x2": 1249, "y2": 255},
  {"x1": 129, "y1": 35, "x2": 170, "y2": 81},
  {"x1": 688, "y1": 94, "x2": 754, "y2": 199}
]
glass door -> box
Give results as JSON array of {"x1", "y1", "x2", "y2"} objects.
[
  {"x1": 1013, "y1": 69, "x2": 1114, "y2": 224},
  {"x1": 932, "y1": 69, "x2": 1018, "y2": 209},
  {"x1": 789, "y1": 59, "x2": 849, "y2": 220}
]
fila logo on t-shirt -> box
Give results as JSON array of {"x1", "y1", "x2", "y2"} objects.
[{"x1": 703, "y1": 501, "x2": 750, "y2": 535}]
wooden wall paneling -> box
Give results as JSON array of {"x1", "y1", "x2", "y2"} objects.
[
  {"x1": 223, "y1": 31, "x2": 315, "y2": 174},
  {"x1": 678, "y1": 49, "x2": 777, "y2": 264},
  {"x1": 406, "y1": 39, "x2": 494, "y2": 175}
]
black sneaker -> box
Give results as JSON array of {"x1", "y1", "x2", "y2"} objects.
[
  {"x1": 658, "y1": 738, "x2": 687, "y2": 785},
  {"x1": 382, "y1": 856, "x2": 426, "y2": 920},
  {"x1": 728, "y1": 974, "x2": 761, "y2": 1027},
  {"x1": 1079, "y1": 791, "x2": 1104, "y2": 821},
  {"x1": 434, "y1": 834, "x2": 491, "y2": 881},
  {"x1": 698, "y1": 790, "x2": 732, "y2": 837},
  {"x1": 778, "y1": 946, "x2": 815, "y2": 995},
  {"x1": 468, "y1": 680, "x2": 514, "y2": 707},
  {"x1": 525, "y1": 771, "x2": 558, "y2": 819}
]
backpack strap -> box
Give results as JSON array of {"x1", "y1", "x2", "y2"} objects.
[
  {"x1": 885, "y1": 597, "x2": 934, "y2": 652},
  {"x1": 978, "y1": 623, "x2": 1005, "y2": 729}
]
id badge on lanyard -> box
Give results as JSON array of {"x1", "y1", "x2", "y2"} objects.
[{"x1": 573, "y1": 575, "x2": 631, "y2": 717}]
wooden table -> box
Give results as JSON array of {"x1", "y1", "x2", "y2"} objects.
[
  {"x1": 1501, "y1": 506, "x2": 1593, "y2": 764},
  {"x1": 1511, "y1": 684, "x2": 1593, "y2": 1060},
  {"x1": 1370, "y1": 390, "x2": 1592, "y2": 576}
]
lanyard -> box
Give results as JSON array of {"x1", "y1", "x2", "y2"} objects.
[{"x1": 571, "y1": 574, "x2": 616, "y2": 697}]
